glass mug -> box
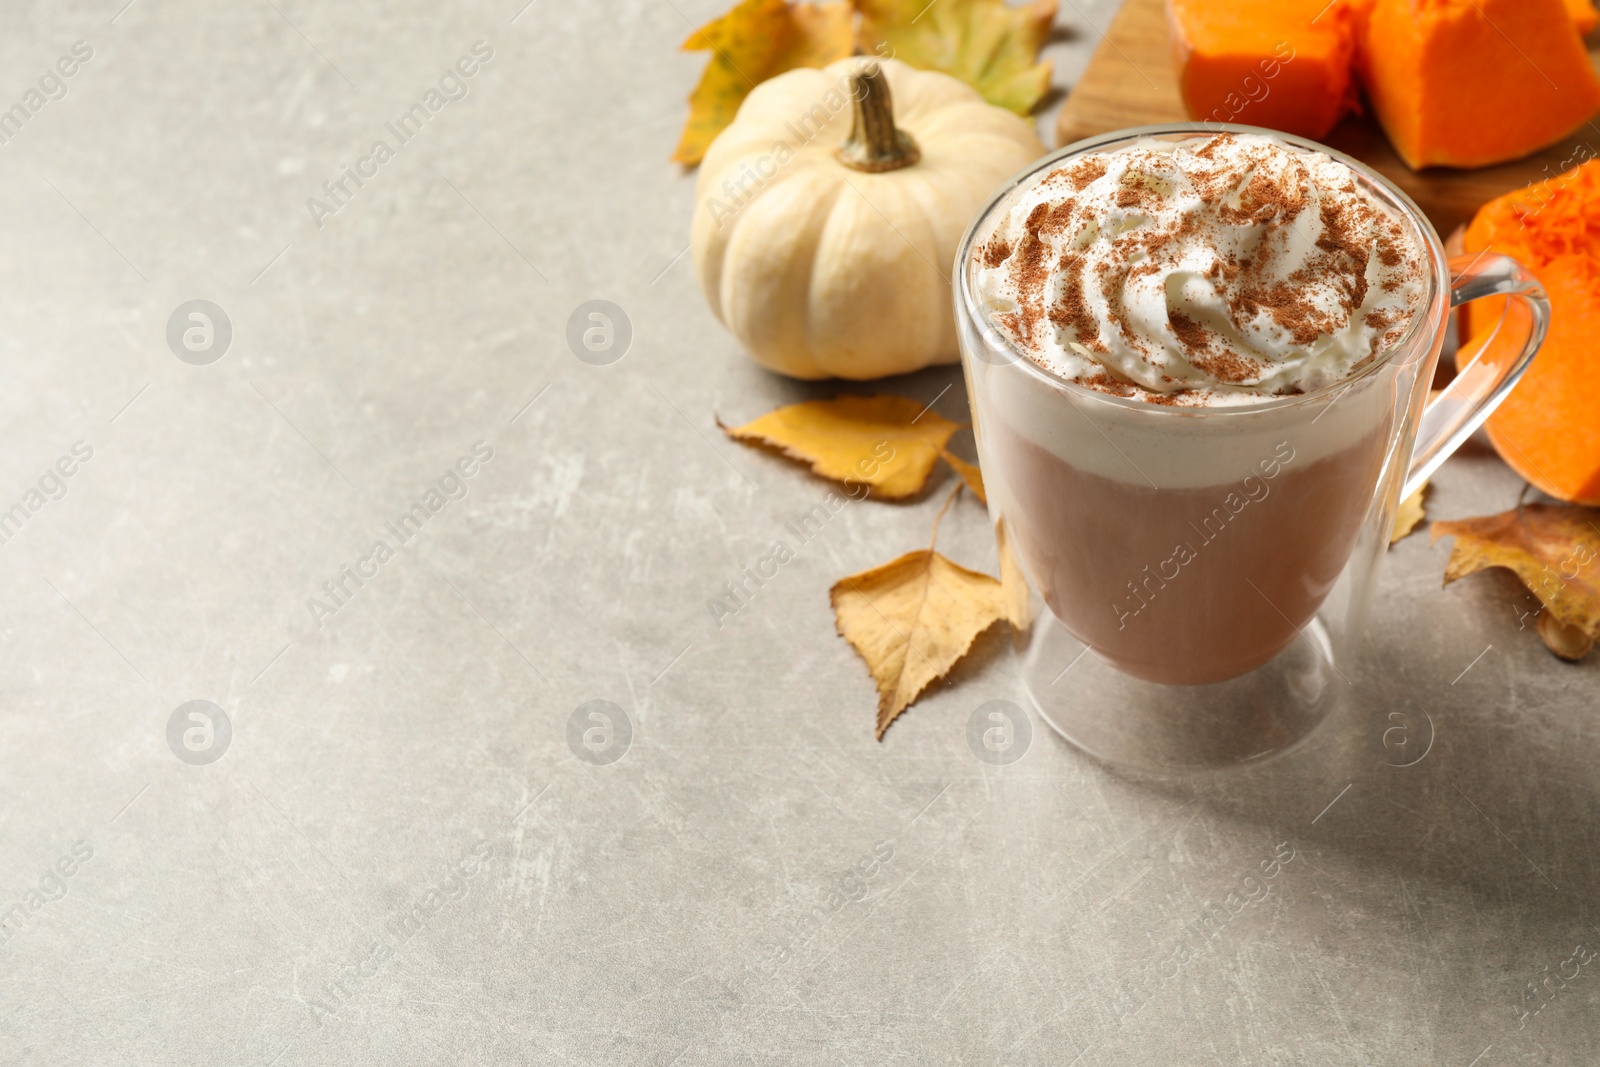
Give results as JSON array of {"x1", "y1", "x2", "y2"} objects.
[{"x1": 955, "y1": 125, "x2": 1548, "y2": 772}]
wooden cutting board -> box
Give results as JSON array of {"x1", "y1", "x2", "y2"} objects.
[{"x1": 1054, "y1": 0, "x2": 1600, "y2": 236}]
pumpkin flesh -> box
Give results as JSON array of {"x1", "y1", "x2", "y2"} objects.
[
  {"x1": 1166, "y1": 0, "x2": 1361, "y2": 140},
  {"x1": 1457, "y1": 160, "x2": 1600, "y2": 505},
  {"x1": 1166, "y1": 0, "x2": 1600, "y2": 169},
  {"x1": 1362, "y1": 0, "x2": 1600, "y2": 169},
  {"x1": 1567, "y1": 0, "x2": 1598, "y2": 37}
]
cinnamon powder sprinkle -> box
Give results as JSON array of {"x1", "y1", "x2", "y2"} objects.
[
  {"x1": 1236, "y1": 281, "x2": 1325, "y2": 348},
  {"x1": 1066, "y1": 157, "x2": 1108, "y2": 190},
  {"x1": 1186, "y1": 346, "x2": 1260, "y2": 385},
  {"x1": 1050, "y1": 252, "x2": 1103, "y2": 351},
  {"x1": 983, "y1": 239, "x2": 1012, "y2": 268},
  {"x1": 1168, "y1": 311, "x2": 1212, "y2": 353}
]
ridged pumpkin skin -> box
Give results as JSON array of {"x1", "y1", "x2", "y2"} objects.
[{"x1": 692, "y1": 58, "x2": 1044, "y2": 381}]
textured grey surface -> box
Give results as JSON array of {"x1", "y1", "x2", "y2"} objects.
[{"x1": 1, "y1": 1, "x2": 1598, "y2": 1064}]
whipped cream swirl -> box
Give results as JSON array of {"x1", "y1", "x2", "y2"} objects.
[{"x1": 974, "y1": 134, "x2": 1426, "y2": 404}]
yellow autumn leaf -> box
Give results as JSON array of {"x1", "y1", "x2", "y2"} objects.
[
  {"x1": 1391, "y1": 480, "x2": 1428, "y2": 544},
  {"x1": 1431, "y1": 503, "x2": 1600, "y2": 639},
  {"x1": 673, "y1": 0, "x2": 855, "y2": 166},
  {"x1": 832, "y1": 485, "x2": 1025, "y2": 738},
  {"x1": 854, "y1": 0, "x2": 1057, "y2": 115},
  {"x1": 832, "y1": 547, "x2": 1011, "y2": 738},
  {"x1": 940, "y1": 449, "x2": 986, "y2": 504},
  {"x1": 720, "y1": 394, "x2": 961, "y2": 499}
]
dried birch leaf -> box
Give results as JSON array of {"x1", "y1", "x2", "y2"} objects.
[
  {"x1": 832, "y1": 486, "x2": 1025, "y2": 738},
  {"x1": 720, "y1": 394, "x2": 961, "y2": 499},
  {"x1": 854, "y1": 0, "x2": 1057, "y2": 115},
  {"x1": 1431, "y1": 503, "x2": 1600, "y2": 641},
  {"x1": 673, "y1": 0, "x2": 855, "y2": 165},
  {"x1": 831, "y1": 547, "x2": 1010, "y2": 738}
]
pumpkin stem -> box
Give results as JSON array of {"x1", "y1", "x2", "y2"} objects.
[{"x1": 837, "y1": 63, "x2": 921, "y2": 173}]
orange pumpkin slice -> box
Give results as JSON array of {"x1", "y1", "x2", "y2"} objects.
[
  {"x1": 1567, "y1": 0, "x2": 1599, "y2": 37},
  {"x1": 1362, "y1": 0, "x2": 1600, "y2": 170},
  {"x1": 1167, "y1": 0, "x2": 1361, "y2": 140},
  {"x1": 1457, "y1": 160, "x2": 1600, "y2": 505}
]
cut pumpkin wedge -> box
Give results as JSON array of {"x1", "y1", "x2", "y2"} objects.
[
  {"x1": 1167, "y1": 0, "x2": 1600, "y2": 169},
  {"x1": 1567, "y1": 0, "x2": 1598, "y2": 37},
  {"x1": 1166, "y1": 0, "x2": 1362, "y2": 140},
  {"x1": 1362, "y1": 0, "x2": 1600, "y2": 169},
  {"x1": 1457, "y1": 160, "x2": 1600, "y2": 505}
]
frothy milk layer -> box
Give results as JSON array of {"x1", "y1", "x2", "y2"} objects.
[
  {"x1": 974, "y1": 359, "x2": 1400, "y2": 491},
  {"x1": 974, "y1": 134, "x2": 1425, "y2": 405}
]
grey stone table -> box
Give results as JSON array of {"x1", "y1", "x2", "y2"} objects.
[{"x1": 2, "y1": 1, "x2": 1597, "y2": 1064}]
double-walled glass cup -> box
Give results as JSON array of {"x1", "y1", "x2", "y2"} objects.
[{"x1": 956, "y1": 125, "x2": 1548, "y2": 772}]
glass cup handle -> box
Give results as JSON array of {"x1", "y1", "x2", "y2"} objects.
[{"x1": 1402, "y1": 253, "x2": 1550, "y2": 498}]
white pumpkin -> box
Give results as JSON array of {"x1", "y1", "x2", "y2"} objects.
[{"x1": 692, "y1": 58, "x2": 1044, "y2": 381}]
